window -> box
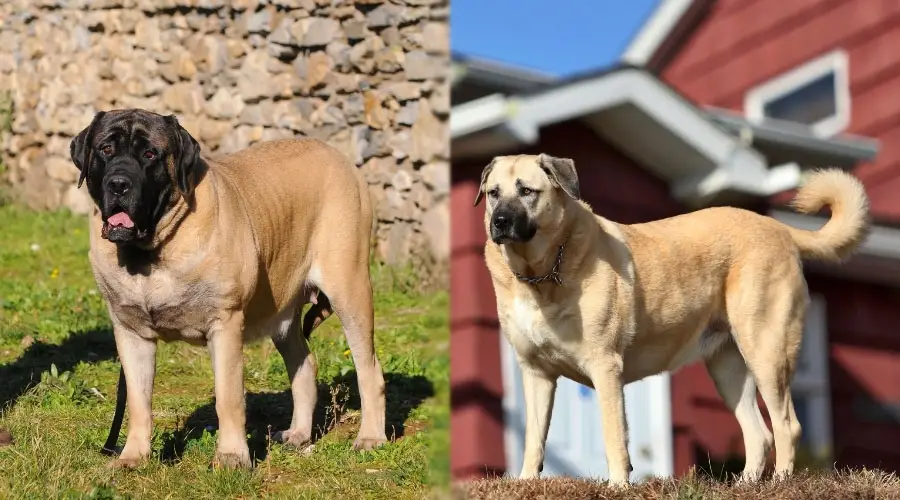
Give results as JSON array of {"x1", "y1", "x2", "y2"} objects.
[
  {"x1": 745, "y1": 50, "x2": 850, "y2": 137},
  {"x1": 791, "y1": 294, "x2": 832, "y2": 461}
]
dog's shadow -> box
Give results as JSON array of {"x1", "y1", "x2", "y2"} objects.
[
  {"x1": 0, "y1": 328, "x2": 118, "y2": 410},
  {"x1": 159, "y1": 371, "x2": 435, "y2": 463}
]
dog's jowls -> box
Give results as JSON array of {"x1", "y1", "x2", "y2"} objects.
[{"x1": 476, "y1": 154, "x2": 869, "y2": 485}]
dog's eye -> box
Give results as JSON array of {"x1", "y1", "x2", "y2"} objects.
[
  {"x1": 488, "y1": 188, "x2": 500, "y2": 199},
  {"x1": 521, "y1": 188, "x2": 533, "y2": 196},
  {"x1": 143, "y1": 150, "x2": 156, "y2": 160},
  {"x1": 100, "y1": 145, "x2": 113, "y2": 156}
]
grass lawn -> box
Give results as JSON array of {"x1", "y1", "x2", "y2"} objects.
[
  {"x1": 458, "y1": 469, "x2": 900, "y2": 499},
  {"x1": 0, "y1": 204, "x2": 449, "y2": 499}
]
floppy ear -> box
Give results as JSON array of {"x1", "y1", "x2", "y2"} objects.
[
  {"x1": 70, "y1": 111, "x2": 107, "y2": 189},
  {"x1": 473, "y1": 158, "x2": 497, "y2": 207},
  {"x1": 163, "y1": 114, "x2": 200, "y2": 201},
  {"x1": 538, "y1": 153, "x2": 580, "y2": 200}
]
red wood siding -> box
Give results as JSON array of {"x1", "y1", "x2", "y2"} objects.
[
  {"x1": 450, "y1": 162, "x2": 506, "y2": 480},
  {"x1": 450, "y1": 121, "x2": 684, "y2": 479},
  {"x1": 660, "y1": 0, "x2": 900, "y2": 221}
]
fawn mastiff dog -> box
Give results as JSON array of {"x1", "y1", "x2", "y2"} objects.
[
  {"x1": 69, "y1": 109, "x2": 386, "y2": 469},
  {"x1": 475, "y1": 154, "x2": 869, "y2": 484}
]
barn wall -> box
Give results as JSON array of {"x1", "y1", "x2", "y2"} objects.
[{"x1": 660, "y1": 0, "x2": 900, "y2": 221}]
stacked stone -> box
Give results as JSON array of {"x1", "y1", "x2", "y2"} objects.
[{"x1": 0, "y1": 0, "x2": 449, "y2": 267}]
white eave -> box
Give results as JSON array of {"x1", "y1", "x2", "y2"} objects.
[
  {"x1": 451, "y1": 67, "x2": 801, "y2": 207},
  {"x1": 620, "y1": 0, "x2": 697, "y2": 66}
]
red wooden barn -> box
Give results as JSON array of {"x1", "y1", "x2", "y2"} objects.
[{"x1": 451, "y1": 0, "x2": 900, "y2": 481}]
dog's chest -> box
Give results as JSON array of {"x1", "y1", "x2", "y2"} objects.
[
  {"x1": 503, "y1": 294, "x2": 582, "y2": 370},
  {"x1": 96, "y1": 264, "x2": 218, "y2": 343}
]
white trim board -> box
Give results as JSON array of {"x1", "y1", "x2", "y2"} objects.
[
  {"x1": 744, "y1": 50, "x2": 851, "y2": 138},
  {"x1": 621, "y1": 0, "x2": 697, "y2": 66}
]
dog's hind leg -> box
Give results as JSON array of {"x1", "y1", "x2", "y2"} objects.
[
  {"x1": 272, "y1": 311, "x2": 318, "y2": 450},
  {"x1": 705, "y1": 339, "x2": 773, "y2": 482},
  {"x1": 313, "y1": 258, "x2": 387, "y2": 450},
  {"x1": 727, "y1": 272, "x2": 805, "y2": 480}
]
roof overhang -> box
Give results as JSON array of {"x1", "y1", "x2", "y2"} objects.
[
  {"x1": 706, "y1": 107, "x2": 879, "y2": 168},
  {"x1": 771, "y1": 210, "x2": 900, "y2": 287},
  {"x1": 452, "y1": 67, "x2": 802, "y2": 207}
]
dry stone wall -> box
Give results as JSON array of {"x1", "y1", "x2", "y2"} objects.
[{"x1": 0, "y1": 0, "x2": 450, "y2": 268}]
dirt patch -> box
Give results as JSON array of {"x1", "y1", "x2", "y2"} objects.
[{"x1": 455, "y1": 469, "x2": 900, "y2": 499}]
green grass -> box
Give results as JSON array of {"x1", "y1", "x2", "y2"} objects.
[{"x1": 0, "y1": 205, "x2": 450, "y2": 499}]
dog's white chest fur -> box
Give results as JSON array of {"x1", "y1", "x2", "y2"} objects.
[
  {"x1": 503, "y1": 292, "x2": 586, "y2": 380},
  {"x1": 92, "y1": 254, "x2": 218, "y2": 345},
  {"x1": 510, "y1": 295, "x2": 551, "y2": 347}
]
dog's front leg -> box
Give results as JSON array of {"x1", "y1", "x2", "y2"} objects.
[
  {"x1": 588, "y1": 354, "x2": 631, "y2": 486},
  {"x1": 519, "y1": 365, "x2": 557, "y2": 479},
  {"x1": 109, "y1": 325, "x2": 156, "y2": 469},
  {"x1": 208, "y1": 313, "x2": 251, "y2": 469}
]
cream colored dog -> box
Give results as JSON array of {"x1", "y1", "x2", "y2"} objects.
[{"x1": 475, "y1": 153, "x2": 869, "y2": 485}]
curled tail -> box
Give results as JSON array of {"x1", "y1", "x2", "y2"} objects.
[{"x1": 784, "y1": 169, "x2": 870, "y2": 262}]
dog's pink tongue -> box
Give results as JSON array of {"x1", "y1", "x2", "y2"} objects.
[{"x1": 108, "y1": 212, "x2": 134, "y2": 228}]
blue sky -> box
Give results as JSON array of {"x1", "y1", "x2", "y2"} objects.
[{"x1": 452, "y1": 0, "x2": 660, "y2": 77}]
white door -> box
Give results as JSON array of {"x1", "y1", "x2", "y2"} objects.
[{"x1": 501, "y1": 335, "x2": 674, "y2": 480}]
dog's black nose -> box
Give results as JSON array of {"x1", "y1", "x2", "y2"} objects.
[
  {"x1": 492, "y1": 213, "x2": 511, "y2": 230},
  {"x1": 106, "y1": 176, "x2": 131, "y2": 196}
]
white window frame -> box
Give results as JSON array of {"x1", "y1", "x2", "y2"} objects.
[
  {"x1": 744, "y1": 49, "x2": 851, "y2": 138},
  {"x1": 790, "y1": 293, "x2": 832, "y2": 461}
]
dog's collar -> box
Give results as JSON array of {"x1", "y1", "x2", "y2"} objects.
[{"x1": 513, "y1": 242, "x2": 566, "y2": 286}]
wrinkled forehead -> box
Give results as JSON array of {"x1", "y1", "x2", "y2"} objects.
[
  {"x1": 489, "y1": 155, "x2": 548, "y2": 187},
  {"x1": 94, "y1": 110, "x2": 171, "y2": 149}
]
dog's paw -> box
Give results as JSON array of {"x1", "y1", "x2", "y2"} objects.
[
  {"x1": 352, "y1": 436, "x2": 387, "y2": 451},
  {"x1": 212, "y1": 451, "x2": 252, "y2": 470},
  {"x1": 272, "y1": 429, "x2": 313, "y2": 452},
  {"x1": 106, "y1": 457, "x2": 145, "y2": 470}
]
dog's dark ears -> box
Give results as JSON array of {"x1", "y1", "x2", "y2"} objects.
[
  {"x1": 473, "y1": 158, "x2": 497, "y2": 207},
  {"x1": 70, "y1": 111, "x2": 107, "y2": 189},
  {"x1": 164, "y1": 114, "x2": 201, "y2": 202},
  {"x1": 538, "y1": 153, "x2": 580, "y2": 200}
]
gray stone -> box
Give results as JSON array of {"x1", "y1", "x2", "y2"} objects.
[
  {"x1": 45, "y1": 156, "x2": 77, "y2": 183},
  {"x1": 404, "y1": 51, "x2": 440, "y2": 81},
  {"x1": 422, "y1": 21, "x2": 449, "y2": 54},
  {"x1": 391, "y1": 169, "x2": 413, "y2": 191},
  {"x1": 238, "y1": 100, "x2": 275, "y2": 126},
  {"x1": 383, "y1": 82, "x2": 421, "y2": 102},
  {"x1": 342, "y1": 20, "x2": 368, "y2": 41},
  {"x1": 366, "y1": 3, "x2": 403, "y2": 30},
  {"x1": 205, "y1": 88, "x2": 245, "y2": 119},
  {"x1": 162, "y1": 83, "x2": 205, "y2": 114},
  {"x1": 342, "y1": 93, "x2": 365, "y2": 125},
  {"x1": 63, "y1": 184, "x2": 93, "y2": 216},
  {"x1": 237, "y1": 51, "x2": 275, "y2": 102},
  {"x1": 420, "y1": 161, "x2": 448, "y2": 196},
  {"x1": 395, "y1": 100, "x2": 419, "y2": 126},
  {"x1": 245, "y1": 8, "x2": 273, "y2": 35},
  {"x1": 421, "y1": 198, "x2": 449, "y2": 260},
  {"x1": 134, "y1": 18, "x2": 162, "y2": 51},
  {"x1": 291, "y1": 17, "x2": 341, "y2": 48}
]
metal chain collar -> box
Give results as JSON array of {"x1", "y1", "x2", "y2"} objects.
[{"x1": 513, "y1": 243, "x2": 566, "y2": 286}]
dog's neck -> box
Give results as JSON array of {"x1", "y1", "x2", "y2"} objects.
[{"x1": 500, "y1": 210, "x2": 577, "y2": 287}]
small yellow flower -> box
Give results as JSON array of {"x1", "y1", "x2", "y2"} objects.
[
  {"x1": 50, "y1": 268, "x2": 59, "y2": 279},
  {"x1": 343, "y1": 349, "x2": 351, "y2": 357}
]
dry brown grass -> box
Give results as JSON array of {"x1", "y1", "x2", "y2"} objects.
[{"x1": 454, "y1": 469, "x2": 900, "y2": 500}]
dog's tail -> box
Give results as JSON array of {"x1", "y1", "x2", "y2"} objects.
[{"x1": 784, "y1": 169, "x2": 870, "y2": 263}]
